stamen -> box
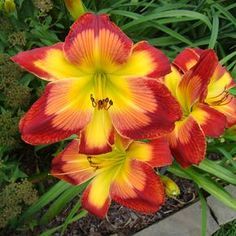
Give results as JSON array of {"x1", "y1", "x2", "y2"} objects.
[
  {"x1": 87, "y1": 156, "x2": 100, "y2": 170},
  {"x1": 208, "y1": 87, "x2": 227, "y2": 100},
  {"x1": 90, "y1": 94, "x2": 97, "y2": 107},
  {"x1": 217, "y1": 96, "x2": 233, "y2": 106},
  {"x1": 208, "y1": 87, "x2": 232, "y2": 107},
  {"x1": 105, "y1": 100, "x2": 113, "y2": 110},
  {"x1": 90, "y1": 94, "x2": 113, "y2": 110},
  {"x1": 98, "y1": 100, "x2": 103, "y2": 110}
]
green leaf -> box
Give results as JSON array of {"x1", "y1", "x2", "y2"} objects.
[
  {"x1": 61, "y1": 199, "x2": 82, "y2": 233},
  {"x1": 122, "y1": 10, "x2": 211, "y2": 31},
  {"x1": 195, "y1": 159, "x2": 236, "y2": 185},
  {"x1": 40, "y1": 182, "x2": 87, "y2": 225},
  {"x1": 151, "y1": 23, "x2": 193, "y2": 45},
  {"x1": 167, "y1": 164, "x2": 191, "y2": 179},
  {"x1": 40, "y1": 210, "x2": 87, "y2": 236},
  {"x1": 213, "y1": 3, "x2": 236, "y2": 27},
  {"x1": 220, "y1": 51, "x2": 236, "y2": 65},
  {"x1": 183, "y1": 166, "x2": 236, "y2": 210},
  {"x1": 208, "y1": 11, "x2": 219, "y2": 49},
  {"x1": 198, "y1": 189, "x2": 207, "y2": 236},
  {"x1": 229, "y1": 87, "x2": 236, "y2": 96},
  {"x1": 216, "y1": 147, "x2": 236, "y2": 169}
]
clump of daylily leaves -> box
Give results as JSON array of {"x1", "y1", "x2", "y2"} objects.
[{"x1": 12, "y1": 1, "x2": 236, "y2": 218}]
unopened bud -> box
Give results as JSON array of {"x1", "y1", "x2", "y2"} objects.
[
  {"x1": 161, "y1": 175, "x2": 180, "y2": 198},
  {"x1": 64, "y1": 0, "x2": 86, "y2": 20}
]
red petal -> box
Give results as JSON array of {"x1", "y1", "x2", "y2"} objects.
[
  {"x1": 79, "y1": 110, "x2": 115, "y2": 155},
  {"x1": 109, "y1": 77, "x2": 182, "y2": 140},
  {"x1": 82, "y1": 184, "x2": 111, "y2": 218},
  {"x1": 111, "y1": 160, "x2": 165, "y2": 213},
  {"x1": 20, "y1": 78, "x2": 93, "y2": 145},
  {"x1": 11, "y1": 43, "x2": 83, "y2": 81},
  {"x1": 64, "y1": 13, "x2": 133, "y2": 69},
  {"x1": 177, "y1": 50, "x2": 218, "y2": 110},
  {"x1": 191, "y1": 103, "x2": 226, "y2": 137},
  {"x1": 168, "y1": 116, "x2": 206, "y2": 168},
  {"x1": 212, "y1": 96, "x2": 236, "y2": 127},
  {"x1": 126, "y1": 138, "x2": 173, "y2": 168},
  {"x1": 51, "y1": 140, "x2": 95, "y2": 185},
  {"x1": 173, "y1": 48, "x2": 202, "y2": 73},
  {"x1": 131, "y1": 41, "x2": 170, "y2": 78}
]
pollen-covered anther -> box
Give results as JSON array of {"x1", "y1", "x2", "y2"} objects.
[
  {"x1": 90, "y1": 94, "x2": 113, "y2": 110},
  {"x1": 87, "y1": 156, "x2": 100, "y2": 170}
]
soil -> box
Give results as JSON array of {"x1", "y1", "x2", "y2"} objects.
[{"x1": 44, "y1": 175, "x2": 198, "y2": 236}]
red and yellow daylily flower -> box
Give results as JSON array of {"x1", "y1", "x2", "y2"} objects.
[
  {"x1": 51, "y1": 134, "x2": 172, "y2": 218},
  {"x1": 12, "y1": 13, "x2": 181, "y2": 155},
  {"x1": 163, "y1": 48, "x2": 236, "y2": 167}
]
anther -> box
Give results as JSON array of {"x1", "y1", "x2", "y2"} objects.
[
  {"x1": 90, "y1": 94, "x2": 97, "y2": 108},
  {"x1": 210, "y1": 90, "x2": 231, "y2": 106},
  {"x1": 105, "y1": 99, "x2": 113, "y2": 110},
  {"x1": 87, "y1": 156, "x2": 99, "y2": 170}
]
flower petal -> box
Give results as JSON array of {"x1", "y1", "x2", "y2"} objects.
[
  {"x1": 20, "y1": 78, "x2": 93, "y2": 145},
  {"x1": 168, "y1": 116, "x2": 206, "y2": 168},
  {"x1": 126, "y1": 138, "x2": 172, "y2": 167},
  {"x1": 114, "y1": 132, "x2": 132, "y2": 151},
  {"x1": 211, "y1": 96, "x2": 236, "y2": 127},
  {"x1": 108, "y1": 77, "x2": 182, "y2": 140},
  {"x1": 191, "y1": 103, "x2": 226, "y2": 137},
  {"x1": 51, "y1": 140, "x2": 95, "y2": 185},
  {"x1": 64, "y1": 13, "x2": 133, "y2": 73},
  {"x1": 206, "y1": 65, "x2": 235, "y2": 102},
  {"x1": 81, "y1": 171, "x2": 112, "y2": 218},
  {"x1": 114, "y1": 41, "x2": 170, "y2": 78},
  {"x1": 11, "y1": 43, "x2": 83, "y2": 81},
  {"x1": 173, "y1": 48, "x2": 202, "y2": 73},
  {"x1": 177, "y1": 50, "x2": 218, "y2": 111},
  {"x1": 79, "y1": 110, "x2": 114, "y2": 155},
  {"x1": 164, "y1": 66, "x2": 182, "y2": 98},
  {"x1": 111, "y1": 159, "x2": 165, "y2": 213}
]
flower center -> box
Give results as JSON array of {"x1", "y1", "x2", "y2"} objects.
[
  {"x1": 87, "y1": 148, "x2": 126, "y2": 171},
  {"x1": 90, "y1": 72, "x2": 113, "y2": 110}
]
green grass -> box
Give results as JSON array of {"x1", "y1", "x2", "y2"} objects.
[
  {"x1": 213, "y1": 220, "x2": 236, "y2": 236},
  {"x1": 85, "y1": 0, "x2": 236, "y2": 64}
]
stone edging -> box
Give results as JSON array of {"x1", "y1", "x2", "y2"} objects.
[{"x1": 134, "y1": 185, "x2": 236, "y2": 236}]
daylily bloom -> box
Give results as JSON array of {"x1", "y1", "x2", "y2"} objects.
[
  {"x1": 12, "y1": 13, "x2": 181, "y2": 155},
  {"x1": 163, "y1": 49, "x2": 236, "y2": 167},
  {"x1": 51, "y1": 135, "x2": 172, "y2": 218}
]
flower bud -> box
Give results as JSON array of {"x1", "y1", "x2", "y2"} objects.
[
  {"x1": 161, "y1": 175, "x2": 180, "y2": 198},
  {"x1": 64, "y1": 0, "x2": 86, "y2": 20}
]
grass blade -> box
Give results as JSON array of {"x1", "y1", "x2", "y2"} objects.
[
  {"x1": 208, "y1": 11, "x2": 219, "y2": 49},
  {"x1": 183, "y1": 166, "x2": 236, "y2": 210},
  {"x1": 40, "y1": 182, "x2": 87, "y2": 225},
  {"x1": 195, "y1": 159, "x2": 236, "y2": 185},
  {"x1": 40, "y1": 210, "x2": 87, "y2": 236},
  {"x1": 18, "y1": 181, "x2": 71, "y2": 224},
  {"x1": 198, "y1": 189, "x2": 207, "y2": 236},
  {"x1": 122, "y1": 10, "x2": 212, "y2": 31}
]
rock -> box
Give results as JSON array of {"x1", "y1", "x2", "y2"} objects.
[
  {"x1": 207, "y1": 185, "x2": 236, "y2": 226},
  {"x1": 134, "y1": 202, "x2": 219, "y2": 236}
]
